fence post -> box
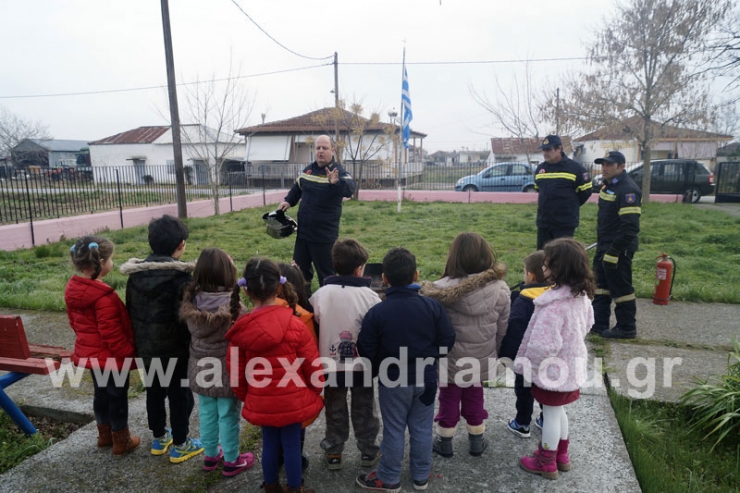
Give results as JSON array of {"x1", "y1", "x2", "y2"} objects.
[
  {"x1": 115, "y1": 169, "x2": 124, "y2": 228},
  {"x1": 23, "y1": 173, "x2": 35, "y2": 247},
  {"x1": 229, "y1": 182, "x2": 233, "y2": 212},
  {"x1": 262, "y1": 167, "x2": 266, "y2": 206}
]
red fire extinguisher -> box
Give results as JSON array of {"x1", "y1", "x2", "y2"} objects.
[{"x1": 653, "y1": 253, "x2": 676, "y2": 305}]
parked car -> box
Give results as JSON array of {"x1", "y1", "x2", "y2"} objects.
[
  {"x1": 455, "y1": 162, "x2": 536, "y2": 192},
  {"x1": 591, "y1": 159, "x2": 714, "y2": 203}
]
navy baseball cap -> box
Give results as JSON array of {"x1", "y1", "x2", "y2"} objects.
[
  {"x1": 539, "y1": 135, "x2": 562, "y2": 149},
  {"x1": 595, "y1": 151, "x2": 626, "y2": 165}
]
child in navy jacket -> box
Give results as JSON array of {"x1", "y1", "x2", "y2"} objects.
[
  {"x1": 356, "y1": 247, "x2": 455, "y2": 492},
  {"x1": 499, "y1": 250, "x2": 550, "y2": 438}
]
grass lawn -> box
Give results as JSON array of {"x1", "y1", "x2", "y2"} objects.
[{"x1": 0, "y1": 199, "x2": 738, "y2": 489}]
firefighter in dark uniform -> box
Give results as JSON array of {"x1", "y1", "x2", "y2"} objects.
[
  {"x1": 534, "y1": 135, "x2": 593, "y2": 249},
  {"x1": 279, "y1": 135, "x2": 356, "y2": 290},
  {"x1": 591, "y1": 151, "x2": 641, "y2": 339}
]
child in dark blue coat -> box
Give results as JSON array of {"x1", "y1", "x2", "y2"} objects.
[{"x1": 499, "y1": 250, "x2": 550, "y2": 438}]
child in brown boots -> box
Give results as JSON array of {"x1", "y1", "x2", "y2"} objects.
[{"x1": 65, "y1": 236, "x2": 140, "y2": 456}]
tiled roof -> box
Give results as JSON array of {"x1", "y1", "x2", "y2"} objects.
[
  {"x1": 235, "y1": 107, "x2": 427, "y2": 138},
  {"x1": 491, "y1": 137, "x2": 573, "y2": 155},
  {"x1": 575, "y1": 117, "x2": 733, "y2": 142},
  {"x1": 89, "y1": 126, "x2": 169, "y2": 145}
]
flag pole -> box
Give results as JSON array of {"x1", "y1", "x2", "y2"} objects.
[{"x1": 397, "y1": 48, "x2": 406, "y2": 213}]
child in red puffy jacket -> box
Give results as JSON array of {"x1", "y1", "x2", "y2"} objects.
[
  {"x1": 64, "y1": 235, "x2": 139, "y2": 457},
  {"x1": 226, "y1": 258, "x2": 324, "y2": 493}
]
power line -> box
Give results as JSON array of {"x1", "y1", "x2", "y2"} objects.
[
  {"x1": 344, "y1": 56, "x2": 600, "y2": 66},
  {"x1": 0, "y1": 63, "x2": 331, "y2": 100},
  {"x1": 229, "y1": 0, "x2": 333, "y2": 61}
]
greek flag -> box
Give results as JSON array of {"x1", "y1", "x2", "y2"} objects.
[{"x1": 402, "y1": 65, "x2": 412, "y2": 149}]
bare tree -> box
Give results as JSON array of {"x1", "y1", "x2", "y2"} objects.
[
  {"x1": 567, "y1": 0, "x2": 730, "y2": 202},
  {"x1": 312, "y1": 99, "x2": 393, "y2": 199},
  {"x1": 0, "y1": 105, "x2": 51, "y2": 159},
  {"x1": 180, "y1": 58, "x2": 253, "y2": 215},
  {"x1": 707, "y1": 6, "x2": 740, "y2": 94},
  {"x1": 471, "y1": 63, "x2": 543, "y2": 165}
]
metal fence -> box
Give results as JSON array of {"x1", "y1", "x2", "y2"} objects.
[{"x1": 1, "y1": 162, "x2": 502, "y2": 225}]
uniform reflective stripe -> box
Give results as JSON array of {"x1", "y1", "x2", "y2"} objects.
[
  {"x1": 619, "y1": 207, "x2": 642, "y2": 215},
  {"x1": 576, "y1": 182, "x2": 592, "y2": 192},
  {"x1": 594, "y1": 288, "x2": 611, "y2": 296},
  {"x1": 599, "y1": 191, "x2": 617, "y2": 201},
  {"x1": 298, "y1": 173, "x2": 330, "y2": 184},
  {"x1": 603, "y1": 254, "x2": 618, "y2": 264},
  {"x1": 535, "y1": 172, "x2": 577, "y2": 181},
  {"x1": 614, "y1": 293, "x2": 636, "y2": 303}
]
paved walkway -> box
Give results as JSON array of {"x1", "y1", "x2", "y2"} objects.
[{"x1": 1, "y1": 300, "x2": 737, "y2": 492}]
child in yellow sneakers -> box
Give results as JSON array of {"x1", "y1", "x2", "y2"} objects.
[{"x1": 121, "y1": 215, "x2": 203, "y2": 463}]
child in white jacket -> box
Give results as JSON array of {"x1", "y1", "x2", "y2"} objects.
[{"x1": 515, "y1": 238, "x2": 595, "y2": 480}]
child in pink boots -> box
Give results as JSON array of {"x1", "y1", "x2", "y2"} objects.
[{"x1": 514, "y1": 238, "x2": 594, "y2": 479}]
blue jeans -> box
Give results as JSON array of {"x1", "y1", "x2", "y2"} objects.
[
  {"x1": 198, "y1": 395, "x2": 241, "y2": 462},
  {"x1": 262, "y1": 422, "x2": 302, "y2": 488},
  {"x1": 377, "y1": 384, "x2": 436, "y2": 485}
]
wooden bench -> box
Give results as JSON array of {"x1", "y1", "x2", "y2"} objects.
[{"x1": 0, "y1": 315, "x2": 73, "y2": 434}]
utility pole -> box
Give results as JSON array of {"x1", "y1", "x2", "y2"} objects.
[
  {"x1": 556, "y1": 87, "x2": 560, "y2": 136},
  {"x1": 334, "y1": 52, "x2": 340, "y2": 163},
  {"x1": 160, "y1": 0, "x2": 187, "y2": 218}
]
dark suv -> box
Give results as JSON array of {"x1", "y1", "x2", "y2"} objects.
[{"x1": 592, "y1": 159, "x2": 714, "y2": 203}]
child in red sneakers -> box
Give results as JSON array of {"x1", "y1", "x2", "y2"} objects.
[
  {"x1": 227, "y1": 258, "x2": 324, "y2": 493},
  {"x1": 180, "y1": 248, "x2": 254, "y2": 477},
  {"x1": 65, "y1": 236, "x2": 140, "y2": 457},
  {"x1": 515, "y1": 238, "x2": 594, "y2": 480}
]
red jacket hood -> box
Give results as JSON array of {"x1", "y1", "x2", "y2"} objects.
[
  {"x1": 65, "y1": 276, "x2": 116, "y2": 310},
  {"x1": 225, "y1": 305, "x2": 293, "y2": 352}
]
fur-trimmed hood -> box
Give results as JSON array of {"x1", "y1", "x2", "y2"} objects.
[
  {"x1": 120, "y1": 256, "x2": 195, "y2": 275},
  {"x1": 420, "y1": 264, "x2": 507, "y2": 308},
  {"x1": 420, "y1": 264, "x2": 511, "y2": 384}
]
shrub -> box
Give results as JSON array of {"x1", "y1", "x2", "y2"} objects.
[{"x1": 680, "y1": 339, "x2": 740, "y2": 451}]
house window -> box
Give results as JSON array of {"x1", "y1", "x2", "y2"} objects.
[{"x1": 167, "y1": 160, "x2": 175, "y2": 174}]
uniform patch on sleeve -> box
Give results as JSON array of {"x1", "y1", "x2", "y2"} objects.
[
  {"x1": 625, "y1": 193, "x2": 636, "y2": 204},
  {"x1": 583, "y1": 172, "x2": 590, "y2": 181}
]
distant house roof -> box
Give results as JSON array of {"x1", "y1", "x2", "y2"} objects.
[
  {"x1": 235, "y1": 107, "x2": 427, "y2": 139},
  {"x1": 89, "y1": 126, "x2": 170, "y2": 145},
  {"x1": 575, "y1": 117, "x2": 733, "y2": 142},
  {"x1": 29, "y1": 139, "x2": 90, "y2": 152},
  {"x1": 718, "y1": 142, "x2": 740, "y2": 156},
  {"x1": 491, "y1": 137, "x2": 573, "y2": 155},
  {"x1": 89, "y1": 124, "x2": 241, "y2": 146}
]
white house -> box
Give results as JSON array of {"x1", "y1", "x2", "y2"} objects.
[
  {"x1": 574, "y1": 118, "x2": 733, "y2": 171},
  {"x1": 235, "y1": 107, "x2": 427, "y2": 182},
  {"x1": 88, "y1": 124, "x2": 243, "y2": 185}
]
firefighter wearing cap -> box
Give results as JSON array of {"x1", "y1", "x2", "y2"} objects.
[
  {"x1": 592, "y1": 150, "x2": 641, "y2": 339},
  {"x1": 534, "y1": 134, "x2": 593, "y2": 249}
]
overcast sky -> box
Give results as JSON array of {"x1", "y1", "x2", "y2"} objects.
[{"x1": 1, "y1": 0, "x2": 620, "y2": 153}]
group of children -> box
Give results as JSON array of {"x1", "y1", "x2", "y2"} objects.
[{"x1": 64, "y1": 213, "x2": 595, "y2": 492}]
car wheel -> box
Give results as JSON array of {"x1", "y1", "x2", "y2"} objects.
[
  {"x1": 522, "y1": 185, "x2": 536, "y2": 193},
  {"x1": 463, "y1": 185, "x2": 478, "y2": 192},
  {"x1": 682, "y1": 186, "x2": 701, "y2": 203}
]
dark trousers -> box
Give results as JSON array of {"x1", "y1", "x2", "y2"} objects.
[
  {"x1": 263, "y1": 422, "x2": 303, "y2": 488},
  {"x1": 144, "y1": 357, "x2": 194, "y2": 445},
  {"x1": 293, "y1": 237, "x2": 334, "y2": 289},
  {"x1": 593, "y1": 250, "x2": 637, "y2": 331},
  {"x1": 536, "y1": 227, "x2": 576, "y2": 249},
  {"x1": 92, "y1": 370, "x2": 130, "y2": 431},
  {"x1": 514, "y1": 373, "x2": 535, "y2": 426}
]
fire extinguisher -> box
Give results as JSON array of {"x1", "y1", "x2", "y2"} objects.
[{"x1": 653, "y1": 253, "x2": 676, "y2": 305}]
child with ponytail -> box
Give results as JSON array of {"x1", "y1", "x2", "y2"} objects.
[
  {"x1": 226, "y1": 258, "x2": 324, "y2": 493},
  {"x1": 179, "y1": 248, "x2": 254, "y2": 477},
  {"x1": 64, "y1": 235, "x2": 139, "y2": 457}
]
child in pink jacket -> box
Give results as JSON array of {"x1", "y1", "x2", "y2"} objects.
[{"x1": 515, "y1": 238, "x2": 595, "y2": 480}]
